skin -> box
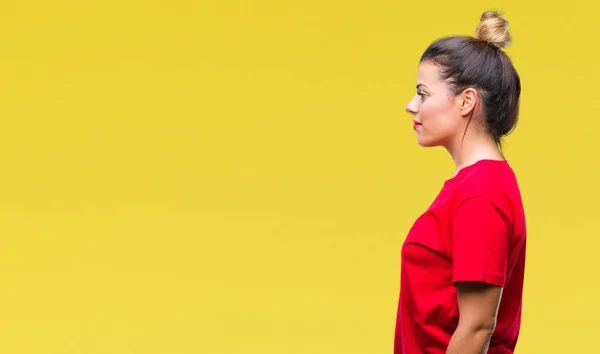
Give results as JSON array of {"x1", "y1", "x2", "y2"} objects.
[
  {"x1": 405, "y1": 60, "x2": 504, "y2": 354},
  {"x1": 446, "y1": 282, "x2": 503, "y2": 354},
  {"x1": 405, "y1": 60, "x2": 504, "y2": 176}
]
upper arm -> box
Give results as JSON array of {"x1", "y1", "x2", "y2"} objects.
[
  {"x1": 451, "y1": 195, "x2": 512, "y2": 288},
  {"x1": 455, "y1": 281, "x2": 502, "y2": 332},
  {"x1": 451, "y1": 195, "x2": 511, "y2": 331}
]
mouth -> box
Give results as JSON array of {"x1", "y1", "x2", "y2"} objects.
[{"x1": 413, "y1": 120, "x2": 422, "y2": 130}]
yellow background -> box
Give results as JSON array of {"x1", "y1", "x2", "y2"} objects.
[{"x1": 0, "y1": 1, "x2": 594, "y2": 353}]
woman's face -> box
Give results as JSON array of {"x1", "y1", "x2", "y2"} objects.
[{"x1": 405, "y1": 61, "x2": 463, "y2": 148}]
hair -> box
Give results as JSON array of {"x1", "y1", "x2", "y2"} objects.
[{"x1": 420, "y1": 11, "x2": 521, "y2": 148}]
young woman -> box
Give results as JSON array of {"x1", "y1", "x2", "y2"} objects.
[{"x1": 394, "y1": 11, "x2": 527, "y2": 354}]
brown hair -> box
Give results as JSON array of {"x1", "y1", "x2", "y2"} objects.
[{"x1": 420, "y1": 11, "x2": 521, "y2": 148}]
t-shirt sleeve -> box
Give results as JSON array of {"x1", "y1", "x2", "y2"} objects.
[{"x1": 451, "y1": 195, "x2": 512, "y2": 287}]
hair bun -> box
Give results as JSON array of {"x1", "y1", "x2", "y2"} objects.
[{"x1": 475, "y1": 11, "x2": 512, "y2": 49}]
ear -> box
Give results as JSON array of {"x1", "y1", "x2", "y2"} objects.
[{"x1": 459, "y1": 88, "x2": 478, "y2": 117}]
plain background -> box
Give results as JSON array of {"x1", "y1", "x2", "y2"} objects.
[{"x1": 0, "y1": 0, "x2": 596, "y2": 353}]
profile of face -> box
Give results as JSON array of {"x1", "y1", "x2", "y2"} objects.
[{"x1": 405, "y1": 61, "x2": 468, "y2": 148}]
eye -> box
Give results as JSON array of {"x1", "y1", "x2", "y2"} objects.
[{"x1": 417, "y1": 92, "x2": 426, "y2": 100}]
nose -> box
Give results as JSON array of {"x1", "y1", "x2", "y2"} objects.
[{"x1": 405, "y1": 96, "x2": 418, "y2": 115}]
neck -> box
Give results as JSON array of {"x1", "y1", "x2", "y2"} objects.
[{"x1": 446, "y1": 133, "x2": 504, "y2": 177}]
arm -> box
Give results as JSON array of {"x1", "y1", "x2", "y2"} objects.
[
  {"x1": 446, "y1": 281, "x2": 502, "y2": 354},
  {"x1": 448, "y1": 195, "x2": 511, "y2": 353}
]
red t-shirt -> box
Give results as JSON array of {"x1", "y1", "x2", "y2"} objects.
[{"x1": 394, "y1": 159, "x2": 527, "y2": 354}]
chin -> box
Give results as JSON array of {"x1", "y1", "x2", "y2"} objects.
[{"x1": 416, "y1": 137, "x2": 438, "y2": 148}]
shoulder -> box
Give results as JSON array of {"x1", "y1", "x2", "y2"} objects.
[{"x1": 449, "y1": 161, "x2": 520, "y2": 215}]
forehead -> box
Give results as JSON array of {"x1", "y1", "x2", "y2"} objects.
[{"x1": 416, "y1": 61, "x2": 443, "y2": 87}]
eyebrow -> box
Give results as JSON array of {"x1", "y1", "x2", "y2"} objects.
[{"x1": 416, "y1": 84, "x2": 428, "y2": 90}]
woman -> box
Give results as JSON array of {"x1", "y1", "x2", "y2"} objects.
[{"x1": 394, "y1": 11, "x2": 527, "y2": 354}]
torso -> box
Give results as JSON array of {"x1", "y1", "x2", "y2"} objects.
[{"x1": 394, "y1": 159, "x2": 527, "y2": 354}]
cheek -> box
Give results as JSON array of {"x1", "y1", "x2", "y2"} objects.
[
  {"x1": 420, "y1": 99, "x2": 440, "y2": 117},
  {"x1": 422, "y1": 98, "x2": 458, "y2": 126},
  {"x1": 420, "y1": 102, "x2": 446, "y2": 129},
  {"x1": 417, "y1": 101, "x2": 459, "y2": 145}
]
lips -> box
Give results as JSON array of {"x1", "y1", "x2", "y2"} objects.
[{"x1": 413, "y1": 120, "x2": 422, "y2": 130}]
